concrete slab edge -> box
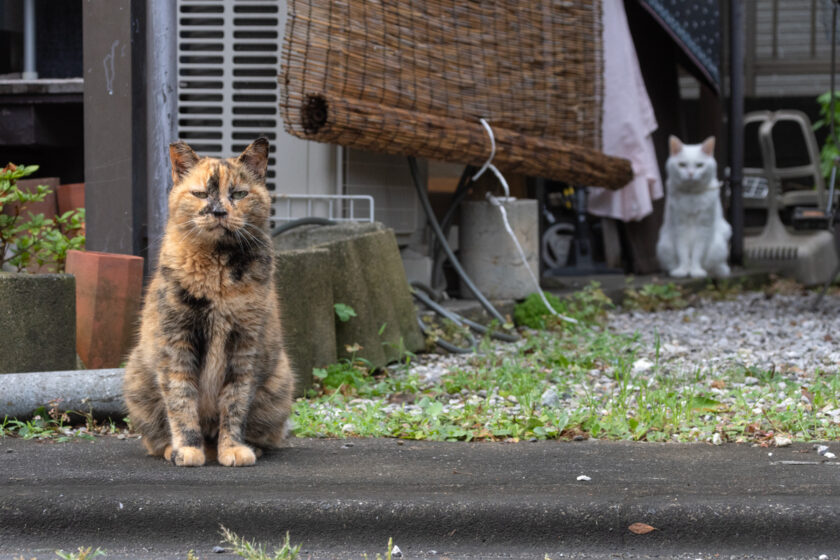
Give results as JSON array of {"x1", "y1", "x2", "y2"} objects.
[
  {"x1": 0, "y1": 368, "x2": 125, "y2": 419},
  {"x1": 3, "y1": 492, "x2": 840, "y2": 554}
]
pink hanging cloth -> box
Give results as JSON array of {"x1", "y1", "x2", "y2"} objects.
[{"x1": 586, "y1": 0, "x2": 663, "y2": 222}]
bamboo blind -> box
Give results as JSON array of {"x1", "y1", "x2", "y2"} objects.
[{"x1": 280, "y1": 0, "x2": 633, "y2": 189}]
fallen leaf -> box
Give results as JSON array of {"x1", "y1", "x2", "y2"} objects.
[
  {"x1": 801, "y1": 387, "x2": 815, "y2": 407},
  {"x1": 628, "y1": 522, "x2": 656, "y2": 535}
]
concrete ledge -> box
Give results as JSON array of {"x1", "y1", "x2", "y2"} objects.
[{"x1": 0, "y1": 368, "x2": 124, "y2": 419}]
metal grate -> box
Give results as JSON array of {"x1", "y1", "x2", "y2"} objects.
[{"x1": 177, "y1": 0, "x2": 281, "y2": 192}]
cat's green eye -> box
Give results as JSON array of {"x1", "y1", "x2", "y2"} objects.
[
  {"x1": 231, "y1": 191, "x2": 248, "y2": 200},
  {"x1": 678, "y1": 162, "x2": 687, "y2": 167},
  {"x1": 192, "y1": 191, "x2": 208, "y2": 199}
]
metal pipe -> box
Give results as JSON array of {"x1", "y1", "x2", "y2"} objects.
[
  {"x1": 729, "y1": 0, "x2": 745, "y2": 265},
  {"x1": 22, "y1": 0, "x2": 37, "y2": 79},
  {"x1": 145, "y1": 0, "x2": 178, "y2": 272}
]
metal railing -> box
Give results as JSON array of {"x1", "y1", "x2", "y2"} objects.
[{"x1": 271, "y1": 193, "x2": 375, "y2": 224}]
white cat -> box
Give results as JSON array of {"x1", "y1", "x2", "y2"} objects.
[{"x1": 656, "y1": 136, "x2": 732, "y2": 278}]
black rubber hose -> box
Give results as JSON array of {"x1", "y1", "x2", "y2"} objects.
[
  {"x1": 430, "y1": 165, "x2": 477, "y2": 290},
  {"x1": 407, "y1": 156, "x2": 507, "y2": 324},
  {"x1": 415, "y1": 316, "x2": 475, "y2": 354},
  {"x1": 271, "y1": 216, "x2": 336, "y2": 237},
  {"x1": 412, "y1": 282, "x2": 518, "y2": 343},
  {"x1": 411, "y1": 288, "x2": 477, "y2": 353}
]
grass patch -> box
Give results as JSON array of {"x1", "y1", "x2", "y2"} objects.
[
  {"x1": 219, "y1": 527, "x2": 397, "y2": 560},
  {"x1": 1, "y1": 401, "x2": 130, "y2": 442},
  {"x1": 513, "y1": 282, "x2": 612, "y2": 330},
  {"x1": 294, "y1": 287, "x2": 840, "y2": 444},
  {"x1": 220, "y1": 526, "x2": 301, "y2": 560},
  {"x1": 54, "y1": 548, "x2": 106, "y2": 560},
  {"x1": 623, "y1": 281, "x2": 688, "y2": 312}
]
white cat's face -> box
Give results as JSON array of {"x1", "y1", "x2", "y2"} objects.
[{"x1": 666, "y1": 136, "x2": 717, "y2": 188}]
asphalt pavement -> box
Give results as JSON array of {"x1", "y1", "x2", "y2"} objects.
[{"x1": 2, "y1": 437, "x2": 840, "y2": 559}]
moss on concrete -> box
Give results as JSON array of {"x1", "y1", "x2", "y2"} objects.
[{"x1": 0, "y1": 273, "x2": 76, "y2": 374}]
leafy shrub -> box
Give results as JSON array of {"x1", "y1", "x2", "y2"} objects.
[
  {"x1": 814, "y1": 90, "x2": 840, "y2": 180},
  {"x1": 0, "y1": 163, "x2": 85, "y2": 273}
]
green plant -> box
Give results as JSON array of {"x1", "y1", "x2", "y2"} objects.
[
  {"x1": 1, "y1": 400, "x2": 99, "y2": 442},
  {"x1": 39, "y1": 208, "x2": 86, "y2": 272},
  {"x1": 514, "y1": 282, "x2": 612, "y2": 330},
  {"x1": 814, "y1": 90, "x2": 840, "y2": 180},
  {"x1": 0, "y1": 163, "x2": 85, "y2": 273},
  {"x1": 312, "y1": 360, "x2": 371, "y2": 393},
  {"x1": 1, "y1": 163, "x2": 51, "y2": 271},
  {"x1": 54, "y1": 547, "x2": 105, "y2": 560},
  {"x1": 334, "y1": 303, "x2": 357, "y2": 322},
  {"x1": 220, "y1": 526, "x2": 300, "y2": 560},
  {"x1": 623, "y1": 281, "x2": 688, "y2": 312}
]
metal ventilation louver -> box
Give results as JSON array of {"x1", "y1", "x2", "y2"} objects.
[{"x1": 177, "y1": 0, "x2": 280, "y2": 192}]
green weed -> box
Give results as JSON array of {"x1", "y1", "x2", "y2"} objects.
[
  {"x1": 220, "y1": 526, "x2": 301, "y2": 560},
  {"x1": 514, "y1": 282, "x2": 612, "y2": 330},
  {"x1": 54, "y1": 547, "x2": 105, "y2": 560},
  {"x1": 622, "y1": 281, "x2": 688, "y2": 312},
  {"x1": 334, "y1": 303, "x2": 357, "y2": 322}
]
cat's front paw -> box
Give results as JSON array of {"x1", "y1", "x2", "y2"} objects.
[
  {"x1": 669, "y1": 267, "x2": 689, "y2": 278},
  {"x1": 689, "y1": 268, "x2": 707, "y2": 279},
  {"x1": 218, "y1": 444, "x2": 257, "y2": 467},
  {"x1": 172, "y1": 446, "x2": 206, "y2": 467}
]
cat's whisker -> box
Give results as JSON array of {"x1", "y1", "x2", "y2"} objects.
[
  {"x1": 239, "y1": 231, "x2": 269, "y2": 254},
  {"x1": 233, "y1": 229, "x2": 248, "y2": 254},
  {"x1": 178, "y1": 220, "x2": 203, "y2": 245},
  {"x1": 241, "y1": 223, "x2": 270, "y2": 249}
]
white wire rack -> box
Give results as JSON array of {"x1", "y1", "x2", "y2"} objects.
[{"x1": 271, "y1": 194, "x2": 375, "y2": 224}]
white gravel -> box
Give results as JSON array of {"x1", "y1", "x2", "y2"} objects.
[{"x1": 607, "y1": 290, "x2": 840, "y2": 377}]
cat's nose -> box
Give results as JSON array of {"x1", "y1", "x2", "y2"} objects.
[{"x1": 208, "y1": 202, "x2": 227, "y2": 217}]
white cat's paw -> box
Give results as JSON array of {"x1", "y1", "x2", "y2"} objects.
[
  {"x1": 689, "y1": 268, "x2": 707, "y2": 279},
  {"x1": 669, "y1": 267, "x2": 689, "y2": 278},
  {"x1": 713, "y1": 264, "x2": 731, "y2": 278}
]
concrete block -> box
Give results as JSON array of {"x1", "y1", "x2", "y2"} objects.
[
  {"x1": 459, "y1": 198, "x2": 539, "y2": 300},
  {"x1": 0, "y1": 273, "x2": 76, "y2": 374},
  {"x1": 274, "y1": 222, "x2": 424, "y2": 370},
  {"x1": 274, "y1": 248, "x2": 336, "y2": 395}
]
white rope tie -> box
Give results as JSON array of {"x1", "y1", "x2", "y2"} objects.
[{"x1": 473, "y1": 118, "x2": 577, "y2": 325}]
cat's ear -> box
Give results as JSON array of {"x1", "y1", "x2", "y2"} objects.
[
  {"x1": 169, "y1": 141, "x2": 200, "y2": 184},
  {"x1": 237, "y1": 137, "x2": 270, "y2": 181},
  {"x1": 701, "y1": 136, "x2": 716, "y2": 156},
  {"x1": 668, "y1": 135, "x2": 683, "y2": 156}
]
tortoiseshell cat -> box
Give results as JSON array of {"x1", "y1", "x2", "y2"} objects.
[{"x1": 124, "y1": 138, "x2": 294, "y2": 467}]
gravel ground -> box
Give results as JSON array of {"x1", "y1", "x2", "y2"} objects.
[
  {"x1": 608, "y1": 289, "x2": 840, "y2": 378},
  {"x1": 295, "y1": 287, "x2": 840, "y2": 442},
  {"x1": 407, "y1": 289, "x2": 840, "y2": 384}
]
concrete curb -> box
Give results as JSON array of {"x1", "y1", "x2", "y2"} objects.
[
  {"x1": 2, "y1": 438, "x2": 839, "y2": 557},
  {"x1": 0, "y1": 368, "x2": 125, "y2": 419}
]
